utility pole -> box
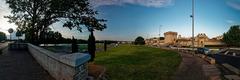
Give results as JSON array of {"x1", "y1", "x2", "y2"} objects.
[{"x1": 191, "y1": 0, "x2": 195, "y2": 51}]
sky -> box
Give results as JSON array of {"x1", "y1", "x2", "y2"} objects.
[{"x1": 0, "y1": 0, "x2": 240, "y2": 41}]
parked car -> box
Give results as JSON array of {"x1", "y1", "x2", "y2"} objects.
[{"x1": 195, "y1": 48, "x2": 210, "y2": 55}]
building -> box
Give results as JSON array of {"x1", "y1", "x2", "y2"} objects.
[
  {"x1": 145, "y1": 31, "x2": 225, "y2": 47},
  {"x1": 145, "y1": 37, "x2": 165, "y2": 46},
  {"x1": 164, "y1": 31, "x2": 178, "y2": 45}
]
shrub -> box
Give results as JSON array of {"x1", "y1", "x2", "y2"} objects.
[{"x1": 134, "y1": 36, "x2": 145, "y2": 45}]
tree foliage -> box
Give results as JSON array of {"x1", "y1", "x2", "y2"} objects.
[
  {"x1": 223, "y1": 25, "x2": 240, "y2": 47},
  {"x1": 134, "y1": 36, "x2": 145, "y2": 45},
  {"x1": 88, "y1": 30, "x2": 96, "y2": 61},
  {"x1": 16, "y1": 30, "x2": 22, "y2": 37},
  {"x1": 0, "y1": 32, "x2": 7, "y2": 42},
  {"x1": 43, "y1": 31, "x2": 63, "y2": 44},
  {"x1": 5, "y1": 0, "x2": 106, "y2": 45}
]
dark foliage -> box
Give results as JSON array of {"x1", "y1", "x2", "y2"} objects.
[
  {"x1": 223, "y1": 25, "x2": 240, "y2": 47},
  {"x1": 134, "y1": 36, "x2": 145, "y2": 45},
  {"x1": 160, "y1": 37, "x2": 165, "y2": 40},
  {"x1": 15, "y1": 30, "x2": 22, "y2": 40},
  {"x1": 5, "y1": 0, "x2": 106, "y2": 45},
  {"x1": 0, "y1": 32, "x2": 6, "y2": 42},
  {"x1": 40, "y1": 31, "x2": 63, "y2": 44}
]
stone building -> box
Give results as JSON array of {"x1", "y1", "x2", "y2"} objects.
[
  {"x1": 177, "y1": 33, "x2": 225, "y2": 47},
  {"x1": 145, "y1": 37, "x2": 164, "y2": 46},
  {"x1": 164, "y1": 31, "x2": 178, "y2": 45},
  {"x1": 145, "y1": 31, "x2": 225, "y2": 47}
]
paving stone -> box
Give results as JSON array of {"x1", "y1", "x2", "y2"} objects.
[{"x1": 0, "y1": 47, "x2": 55, "y2": 80}]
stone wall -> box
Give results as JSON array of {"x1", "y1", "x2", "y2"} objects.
[
  {"x1": 28, "y1": 43, "x2": 90, "y2": 80},
  {"x1": 164, "y1": 31, "x2": 178, "y2": 45}
]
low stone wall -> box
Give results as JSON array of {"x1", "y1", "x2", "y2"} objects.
[{"x1": 28, "y1": 43, "x2": 90, "y2": 80}]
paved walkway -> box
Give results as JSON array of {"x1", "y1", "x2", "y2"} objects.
[
  {"x1": 0, "y1": 42, "x2": 9, "y2": 50},
  {"x1": 173, "y1": 53, "x2": 209, "y2": 80},
  {"x1": 0, "y1": 47, "x2": 55, "y2": 80}
]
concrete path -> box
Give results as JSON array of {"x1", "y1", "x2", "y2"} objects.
[
  {"x1": 0, "y1": 47, "x2": 55, "y2": 80},
  {"x1": 0, "y1": 42, "x2": 9, "y2": 50},
  {"x1": 173, "y1": 53, "x2": 209, "y2": 80}
]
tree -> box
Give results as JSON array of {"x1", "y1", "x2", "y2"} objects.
[
  {"x1": 42, "y1": 31, "x2": 63, "y2": 44},
  {"x1": 5, "y1": 0, "x2": 106, "y2": 45},
  {"x1": 53, "y1": 32, "x2": 63, "y2": 44},
  {"x1": 0, "y1": 32, "x2": 7, "y2": 42},
  {"x1": 134, "y1": 36, "x2": 145, "y2": 45},
  {"x1": 88, "y1": 30, "x2": 96, "y2": 61},
  {"x1": 8, "y1": 28, "x2": 14, "y2": 40},
  {"x1": 16, "y1": 30, "x2": 22, "y2": 40},
  {"x1": 223, "y1": 25, "x2": 240, "y2": 47}
]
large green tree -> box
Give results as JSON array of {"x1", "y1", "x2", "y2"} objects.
[
  {"x1": 5, "y1": 0, "x2": 106, "y2": 45},
  {"x1": 223, "y1": 25, "x2": 240, "y2": 47},
  {"x1": 16, "y1": 30, "x2": 22, "y2": 40},
  {"x1": 0, "y1": 32, "x2": 7, "y2": 42},
  {"x1": 134, "y1": 36, "x2": 145, "y2": 45}
]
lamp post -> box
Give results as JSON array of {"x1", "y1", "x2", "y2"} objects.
[{"x1": 191, "y1": 0, "x2": 195, "y2": 51}]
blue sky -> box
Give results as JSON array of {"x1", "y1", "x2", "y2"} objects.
[{"x1": 1, "y1": 0, "x2": 240, "y2": 40}]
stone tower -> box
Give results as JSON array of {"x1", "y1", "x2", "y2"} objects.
[{"x1": 164, "y1": 31, "x2": 178, "y2": 45}]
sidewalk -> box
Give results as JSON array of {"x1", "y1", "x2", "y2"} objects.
[
  {"x1": 0, "y1": 47, "x2": 55, "y2": 80},
  {"x1": 173, "y1": 52, "x2": 209, "y2": 80}
]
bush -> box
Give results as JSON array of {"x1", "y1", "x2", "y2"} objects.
[
  {"x1": 0, "y1": 32, "x2": 6, "y2": 42},
  {"x1": 134, "y1": 36, "x2": 145, "y2": 45},
  {"x1": 223, "y1": 25, "x2": 240, "y2": 47}
]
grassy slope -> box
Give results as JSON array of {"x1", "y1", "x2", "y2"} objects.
[{"x1": 95, "y1": 44, "x2": 181, "y2": 80}]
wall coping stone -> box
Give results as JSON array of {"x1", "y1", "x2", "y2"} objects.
[{"x1": 60, "y1": 53, "x2": 90, "y2": 67}]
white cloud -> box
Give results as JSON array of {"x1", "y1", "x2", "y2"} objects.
[
  {"x1": 90, "y1": 0, "x2": 174, "y2": 8},
  {"x1": 227, "y1": 1, "x2": 240, "y2": 10},
  {"x1": 226, "y1": 19, "x2": 234, "y2": 24},
  {"x1": 0, "y1": 1, "x2": 17, "y2": 35}
]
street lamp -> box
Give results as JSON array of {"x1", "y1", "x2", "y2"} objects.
[{"x1": 191, "y1": 0, "x2": 195, "y2": 51}]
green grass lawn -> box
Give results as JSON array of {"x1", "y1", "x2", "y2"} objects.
[{"x1": 95, "y1": 44, "x2": 181, "y2": 80}]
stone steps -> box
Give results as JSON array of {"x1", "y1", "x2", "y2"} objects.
[
  {"x1": 222, "y1": 63, "x2": 240, "y2": 75},
  {"x1": 202, "y1": 65, "x2": 221, "y2": 80}
]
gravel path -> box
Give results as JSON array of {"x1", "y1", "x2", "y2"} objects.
[
  {"x1": 173, "y1": 53, "x2": 209, "y2": 80},
  {"x1": 0, "y1": 47, "x2": 55, "y2": 80}
]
